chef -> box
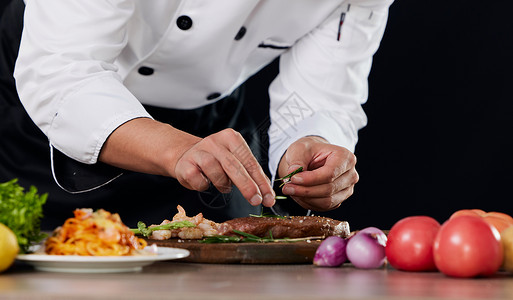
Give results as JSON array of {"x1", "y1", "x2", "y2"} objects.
[{"x1": 2, "y1": 0, "x2": 393, "y2": 228}]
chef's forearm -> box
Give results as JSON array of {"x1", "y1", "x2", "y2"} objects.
[{"x1": 98, "y1": 118, "x2": 200, "y2": 178}]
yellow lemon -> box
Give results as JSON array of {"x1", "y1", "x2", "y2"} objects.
[{"x1": 0, "y1": 223, "x2": 19, "y2": 272}]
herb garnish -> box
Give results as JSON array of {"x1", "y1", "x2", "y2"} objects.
[
  {"x1": 200, "y1": 229, "x2": 323, "y2": 243},
  {"x1": 275, "y1": 166, "x2": 303, "y2": 188},
  {"x1": 131, "y1": 220, "x2": 195, "y2": 238},
  {"x1": 249, "y1": 208, "x2": 286, "y2": 219}
]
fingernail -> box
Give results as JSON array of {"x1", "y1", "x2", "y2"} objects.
[
  {"x1": 282, "y1": 186, "x2": 295, "y2": 195},
  {"x1": 291, "y1": 175, "x2": 303, "y2": 184},
  {"x1": 263, "y1": 194, "x2": 276, "y2": 207},
  {"x1": 250, "y1": 194, "x2": 263, "y2": 206}
]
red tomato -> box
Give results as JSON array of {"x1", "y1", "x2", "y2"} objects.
[
  {"x1": 433, "y1": 215, "x2": 503, "y2": 278},
  {"x1": 385, "y1": 216, "x2": 441, "y2": 272},
  {"x1": 450, "y1": 209, "x2": 513, "y2": 233}
]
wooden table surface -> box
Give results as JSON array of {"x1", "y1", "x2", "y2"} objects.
[{"x1": 2, "y1": 260, "x2": 513, "y2": 300}]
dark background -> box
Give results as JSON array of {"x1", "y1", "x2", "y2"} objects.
[
  {"x1": 2, "y1": 1, "x2": 513, "y2": 230},
  {"x1": 327, "y1": 0, "x2": 513, "y2": 229}
]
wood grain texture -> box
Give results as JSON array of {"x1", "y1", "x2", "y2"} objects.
[{"x1": 147, "y1": 239, "x2": 322, "y2": 264}]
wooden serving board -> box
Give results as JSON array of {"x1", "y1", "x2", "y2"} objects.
[{"x1": 146, "y1": 239, "x2": 322, "y2": 264}]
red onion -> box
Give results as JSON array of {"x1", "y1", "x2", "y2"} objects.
[
  {"x1": 313, "y1": 236, "x2": 348, "y2": 267},
  {"x1": 346, "y1": 227, "x2": 387, "y2": 269}
]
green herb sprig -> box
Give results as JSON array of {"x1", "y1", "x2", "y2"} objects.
[
  {"x1": 275, "y1": 167, "x2": 303, "y2": 188},
  {"x1": 200, "y1": 229, "x2": 323, "y2": 244},
  {"x1": 131, "y1": 220, "x2": 196, "y2": 238},
  {"x1": 249, "y1": 208, "x2": 286, "y2": 219},
  {"x1": 0, "y1": 179, "x2": 48, "y2": 253}
]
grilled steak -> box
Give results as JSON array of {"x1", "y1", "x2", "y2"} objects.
[{"x1": 217, "y1": 216, "x2": 350, "y2": 239}]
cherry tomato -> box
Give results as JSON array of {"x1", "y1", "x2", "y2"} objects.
[
  {"x1": 433, "y1": 215, "x2": 503, "y2": 278},
  {"x1": 385, "y1": 216, "x2": 440, "y2": 272},
  {"x1": 450, "y1": 209, "x2": 513, "y2": 233}
]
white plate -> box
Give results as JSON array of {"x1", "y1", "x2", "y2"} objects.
[{"x1": 16, "y1": 245, "x2": 190, "y2": 273}]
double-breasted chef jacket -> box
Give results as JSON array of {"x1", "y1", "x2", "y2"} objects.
[{"x1": 14, "y1": 0, "x2": 393, "y2": 189}]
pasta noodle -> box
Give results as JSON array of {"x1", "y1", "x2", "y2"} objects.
[{"x1": 45, "y1": 208, "x2": 147, "y2": 256}]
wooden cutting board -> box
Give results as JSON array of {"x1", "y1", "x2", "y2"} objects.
[{"x1": 146, "y1": 239, "x2": 323, "y2": 264}]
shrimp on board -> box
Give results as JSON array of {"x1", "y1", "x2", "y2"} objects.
[{"x1": 149, "y1": 205, "x2": 220, "y2": 240}]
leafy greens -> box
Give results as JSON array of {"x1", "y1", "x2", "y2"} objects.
[{"x1": 0, "y1": 179, "x2": 47, "y2": 253}]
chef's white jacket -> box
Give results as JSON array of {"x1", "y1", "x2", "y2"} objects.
[{"x1": 14, "y1": 0, "x2": 393, "y2": 182}]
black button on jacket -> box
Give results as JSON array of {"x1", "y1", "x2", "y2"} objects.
[{"x1": 176, "y1": 15, "x2": 193, "y2": 30}]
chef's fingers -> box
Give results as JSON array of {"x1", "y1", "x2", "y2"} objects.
[
  {"x1": 195, "y1": 151, "x2": 233, "y2": 193},
  {"x1": 215, "y1": 149, "x2": 263, "y2": 206},
  {"x1": 174, "y1": 138, "x2": 249, "y2": 197},
  {"x1": 204, "y1": 129, "x2": 274, "y2": 206},
  {"x1": 283, "y1": 167, "x2": 359, "y2": 198},
  {"x1": 291, "y1": 185, "x2": 355, "y2": 212},
  {"x1": 222, "y1": 131, "x2": 275, "y2": 207},
  {"x1": 289, "y1": 147, "x2": 356, "y2": 187},
  {"x1": 175, "y1": 155, "x2": 211, "y2": 192}
]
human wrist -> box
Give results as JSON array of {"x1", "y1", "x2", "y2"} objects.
[
  {"x1": 159, "y1": 126, "x2": 200, "y2": 178},
  {"x1": 99, "y1": 118, "x2": 200, "y2": 178}
]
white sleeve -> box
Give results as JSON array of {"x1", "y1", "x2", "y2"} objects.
[
  {"x1": 267, "y1": 0, "x2": 394, "y2": 179},
  {"x1": 14, "y1": 0, "x2": 151, "y2": 165}
]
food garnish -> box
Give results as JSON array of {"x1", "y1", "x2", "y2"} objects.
[
  {"x1": 200, "y1": 229, "x2": 324, "y2": 244},
  {"x1": 249, "y1": 208, "x2": 286, "y2": 219},
  {"x1": 131, "y1": 220, "x2": 196, "y2": 238},
  {"x1": 275, "y1": 166, "x2": 303, "y2": 188},
  {"x1": 0, "y1": 179, "x2": 47, "y2": 253}
]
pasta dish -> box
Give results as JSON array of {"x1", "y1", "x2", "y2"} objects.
[{"x1": 45, "y1": 208, "x2": 147, "y2": 256}]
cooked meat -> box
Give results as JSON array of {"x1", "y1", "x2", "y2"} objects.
[
  {"x1": 217, "y1": 216, "x2": 350, "y2": 239},
  {"x1": 147, "y1": 206, "x2": 351, "y2": 240}
]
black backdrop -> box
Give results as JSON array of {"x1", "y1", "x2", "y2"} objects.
[
  {"x1": 324, "y1": 0, "x2": 513, "y2": 229},
  {"x1": 2, "y1": 1, "x2": 513, "y2": 230}
]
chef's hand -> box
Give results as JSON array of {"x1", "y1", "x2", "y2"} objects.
[
  {"x1": 277, "y1": 136, "x2": 359, "y2": 211},
  {"x1": 99, "y1": 118, "x2": 275, "y2": 207},
  {"x1": 174, "y1": 128, "x2": 276, "y2": 207}
]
